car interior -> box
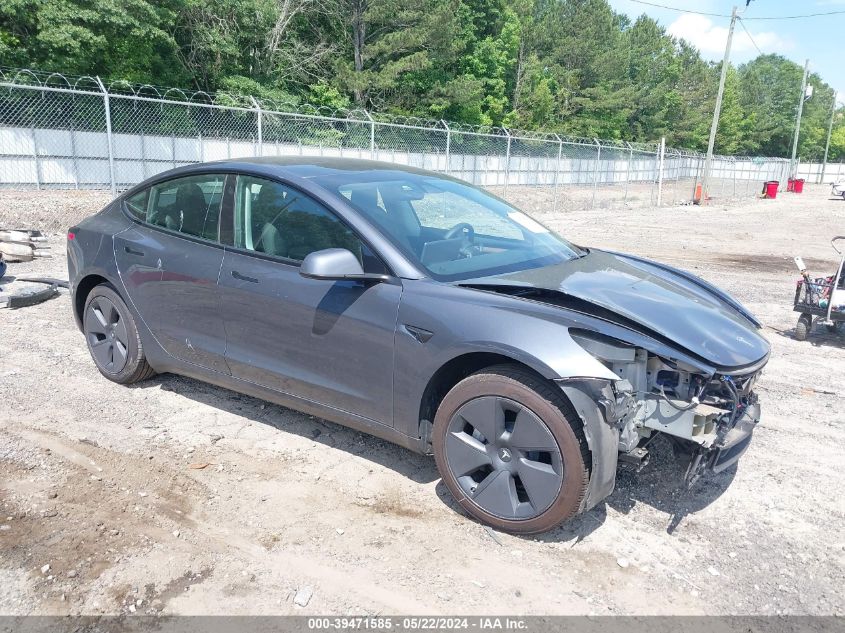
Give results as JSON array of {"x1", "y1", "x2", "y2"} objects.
[
  {"x1": 236, "y1": 177, "x2": 364, "y2": 263},
  {"x1": 128, "y1": 172, "x2": 579, "y2": 280},
  {"x1": 336, "y1": 179, "x2": 554, "y2": 273},
  {"x1": 146, "y1": 176, "x2": 224, "y2": 241}
]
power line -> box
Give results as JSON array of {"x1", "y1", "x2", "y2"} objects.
[
  {"x1": 745, "y1": 11, "x2": 845, "y2": 21},
  {"x1": 627, "y1": 0, "x2": 845, "y2": 21},
  {"x1": 627, "y1": 1, "x2": 730, "y2": 17},
  {"x1": 737, "y1": 18, "x2": 764, "y2": 56}
]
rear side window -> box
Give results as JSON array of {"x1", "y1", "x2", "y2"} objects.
[
  {"x1": 125, "y1": 189, "x2": 148, "y2": 221},
  {"x1": 125, "y1": 174, "x2": 225, "y2": 242}
]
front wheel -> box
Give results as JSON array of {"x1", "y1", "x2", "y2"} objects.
[
  {"x1": 432, "y1": 365, "x2": 590, "y2": 534},
  {"x1": 83, "y1": 283, "x2": 155, "y2": 384}
]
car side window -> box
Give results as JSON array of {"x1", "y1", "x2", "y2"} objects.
[
  {"x1": 125, "y1": 189, "x2": 149, "y2": 221},
  {"x1": 234, "y1": 175, "x2": 386, "y2": 273},
  {"x1": 133, "y1": 174, "x2": 225, "y2": 241}
]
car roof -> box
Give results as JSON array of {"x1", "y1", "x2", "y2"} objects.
[{"x1": 185, "y1": 156, "x2": 437, "y2": 181}]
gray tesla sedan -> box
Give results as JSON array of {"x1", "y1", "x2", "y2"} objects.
[{"x1": 68, "y1": 157, "x2": 769, "y2": 534}]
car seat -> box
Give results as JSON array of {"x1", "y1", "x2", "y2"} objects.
[
  {"x1": 351, "y1": 187, "x2": 415, "y2": 252},
  {"x1": 251, "y1": 184, "x2": 288, "y2": 256},
  {"x1": 167, "y1": 183, "x2": 209, "y2": 237}
]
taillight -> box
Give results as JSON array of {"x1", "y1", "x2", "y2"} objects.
[{"x1": 67, "y1": 232, "x2": 75, "y2": 240}]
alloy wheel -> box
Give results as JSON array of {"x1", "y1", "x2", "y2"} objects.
[
  {"x1": 85, "y1": 295, "x2": 129, "y2": 374},
  {"x1": 445, "y1": 396, "x2": 563, "y2": 520}
]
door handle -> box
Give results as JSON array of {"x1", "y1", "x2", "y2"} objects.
[
  {"x1": 231, "y1": 270, "x2": 259, "y2": 283},
  {"x1": 124, "y1": 246, "x2": 145, "y2": 257}
]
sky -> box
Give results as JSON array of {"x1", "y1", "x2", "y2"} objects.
[{"x1": 607, "y1": 0, "x2": 845, "y2": 104}]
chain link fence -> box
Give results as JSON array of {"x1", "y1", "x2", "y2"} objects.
[{"x1": 0, "y1": 68, "x2": 802, "y2": 212}]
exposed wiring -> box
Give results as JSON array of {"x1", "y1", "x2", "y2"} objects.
[
  {"x1": 721, "y1": 376, "x2": 742, "y2": 427},
  {"x1": 657, "y1": 382, "x2": 704, "y2": 412}
]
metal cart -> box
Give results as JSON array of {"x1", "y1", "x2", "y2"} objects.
[{"x1": 793, "y1": 236, "x2": 845, "y2": 340}]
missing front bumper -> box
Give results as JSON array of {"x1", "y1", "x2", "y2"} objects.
[
  {"x1": 683, "y1": 403, "x2": 760, "y2": 485},
  {"x1": 709, "y1": 404, "x2": 760, "y2": 473}
]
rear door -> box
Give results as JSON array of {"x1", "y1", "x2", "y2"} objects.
[
  {"x1": 218, "y1": 174, "x2": 401, "y2": 426},
  {"x1": 114, "y1": 188, "x2": 165, "y2": 333},
  {"x1": 116, "y1": 173, "x2": 231, "y2": 374}
]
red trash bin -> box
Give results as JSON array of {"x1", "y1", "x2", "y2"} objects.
[
  {"x1": 794, "y1": 178, "x2": 805, "y2": 193},
  {"x1": 787, "y1": 178, "x2": 795, "y2": 192},
  {"x1": 764, "y1": 181, "x2": 779, "y2": 199}
]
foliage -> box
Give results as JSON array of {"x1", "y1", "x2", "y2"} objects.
[{"x1": 0, "y1": 0, "x2": 841, "y2": 158}]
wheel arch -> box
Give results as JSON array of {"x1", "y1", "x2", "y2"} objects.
[
  {"x1": 72, "y1": 273, "x2": 115, "y2": 330},
  {"x1": 417, "y1": 351, "x2": 559, "y2": 449},
  {"x1": 417, "y1": 350, "x2": 620, "y2": 515}
]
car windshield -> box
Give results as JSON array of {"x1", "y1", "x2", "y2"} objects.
[{"x1": 311, "y1": 171, "x2": 584, "y2": 281}]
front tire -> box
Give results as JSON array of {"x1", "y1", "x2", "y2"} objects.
[
  {"x1": 432, "y1": 365, "x2": 590, "y2": 534},
  {"x1": 83, "y1": 284, "x2": 155, "y2": 384}
]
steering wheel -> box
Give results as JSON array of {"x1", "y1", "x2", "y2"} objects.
[
  {"x1": 445, "y1": 222, "x2": 475, "y2": 241},
  {"x1": 444, "y1": 222, "x2": 480, "y2": 258}
]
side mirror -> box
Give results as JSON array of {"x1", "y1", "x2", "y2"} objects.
[{"x1": 299, "y1": 248, "x2": 390, "y2": 282}]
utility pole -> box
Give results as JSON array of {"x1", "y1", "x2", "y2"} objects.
[
  {"x1": 701, "y1": 5, "x2": 738, "y2": 204},
  {"x1": 821, "y1": 92, "x2": 838, "y2": 184},
  {"x1": 790, "y1": 59, "x2": 810, "y2": 177}
]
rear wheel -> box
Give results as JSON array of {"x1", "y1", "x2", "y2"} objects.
[
  {"x1": 83, "y1": 284, "x2": 155, "y2": 384},
  {"x1": 432, "y1": 365, "x2": 590, "y2": 534},
  {"x1": 795, "y1": 314, "x2": 813, "y2": 341}
]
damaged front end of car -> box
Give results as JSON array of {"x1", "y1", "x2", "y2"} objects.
[
  {"x1": 459, "y1": 250, "x2": 770, "y2": 513},
  {"x1": 563, "y1": 329, "x2": 764, "y2": 501}
]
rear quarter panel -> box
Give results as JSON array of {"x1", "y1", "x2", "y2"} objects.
[{"x1": 68, "y1": 201, "x2": 132, "y2": 328}]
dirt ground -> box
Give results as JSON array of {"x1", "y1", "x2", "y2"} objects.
[{"x1": 1, "y1": 183, "x2": 844, "y2": 617}]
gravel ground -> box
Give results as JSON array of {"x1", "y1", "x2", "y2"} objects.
[{"x1": 0, "y1": 183, "x2": 844, "y2": 616}]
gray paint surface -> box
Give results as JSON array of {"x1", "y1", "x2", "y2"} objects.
[{"x1": 68, "y1": 157, "x2": 770, "y2": 511}]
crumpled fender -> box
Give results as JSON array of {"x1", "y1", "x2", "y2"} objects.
[{"x1": 557, "y1": 379, "x2": 619, "y2": 512}]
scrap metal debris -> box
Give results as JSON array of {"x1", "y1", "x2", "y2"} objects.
[
  {"x1": 0, "y1": 283, "x2": 59, "y2": 309},
  {"x1": 0, "y1": 229, "x2": 51, "y2": 262},
  {"x1": 0, "y1": 228, "x2": 67, "y2": 309},
  {"x1": 17, "y1": 276, "x2": 70, "y2": 289}
]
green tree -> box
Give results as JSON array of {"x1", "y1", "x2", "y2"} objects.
[
  {"x1": 0, "y1": 0, "x2": 186, "y2": 84},
  {"x1": 829, "y1": 114, "x2": 845, "y2": 163},
  {"x1": 332, "y1": 0, "x2": 465, "y2": 111},
  {"x1": 1, "y1": 0, "x2": 841, "y2": 157}
]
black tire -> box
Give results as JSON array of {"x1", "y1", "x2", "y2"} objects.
[
  {"x1": 82, "y1": 283, "x2": 155, "y2": 384},
  {"x1": 432, "y1": 364, "x2": 590, "y2": 535},
  {"x1": 795, "y1": 314, "x2": 812, "y2": 341}
]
